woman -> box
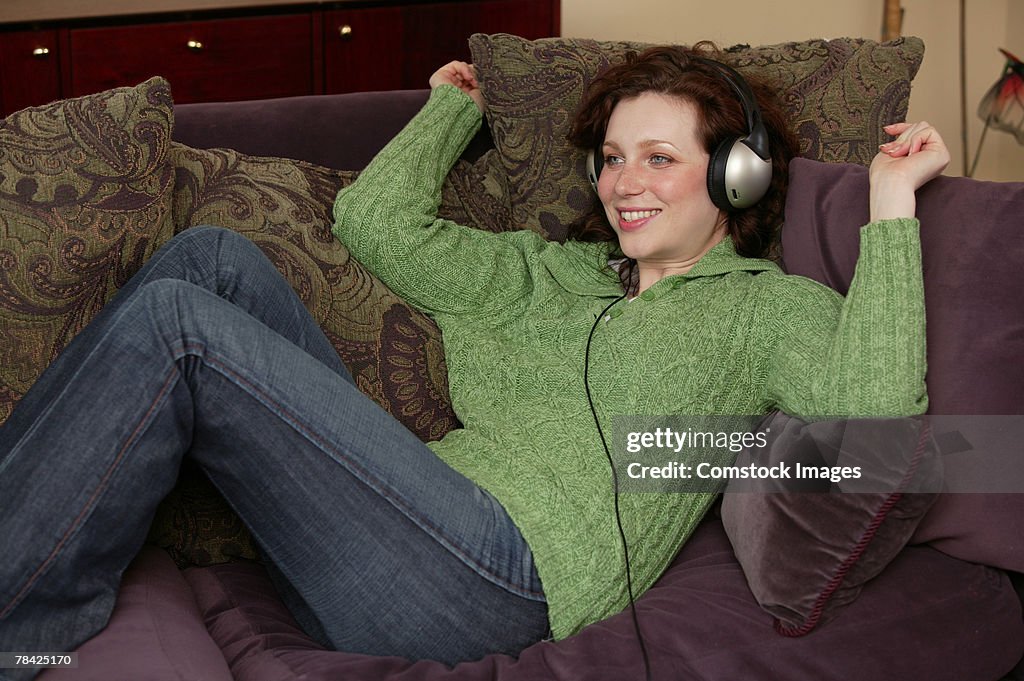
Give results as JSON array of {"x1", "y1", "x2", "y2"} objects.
[{"x1": 0, "y1": 45, "x2": 948, "y2": 674}]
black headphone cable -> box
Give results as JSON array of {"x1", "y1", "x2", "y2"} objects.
[{"x1": 584, "y1": 292, "x2": 653, "y2": 681}]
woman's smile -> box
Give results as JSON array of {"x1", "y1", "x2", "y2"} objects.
[{"x1": 617, "y1": 208, "x2": 662, "y2": 231}]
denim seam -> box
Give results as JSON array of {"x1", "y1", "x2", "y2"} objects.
[
  {"x1": 190, "y1": 343, "x2": 545, "y2": 602},
  {"x1": 0, "y1": 370, "x2": 180, "y2": 619}
]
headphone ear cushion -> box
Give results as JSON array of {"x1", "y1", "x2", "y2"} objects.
[
  {"x1": 586, "y1": 148, "x2": 602, "y2": 194},
  {"x1": 706, "y1": 138, "x2": 734, "y2": 212}
]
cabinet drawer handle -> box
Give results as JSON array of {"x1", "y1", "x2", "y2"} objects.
[
  {"x1": 32, "y1": 47, "x2": 50, "y2": 58},
  {"x1": 338, "y1": 24, "x2": 353, "y2": 40},
  {"x1": 187, "y1": 40, "x2": 204, "y2": 51}
]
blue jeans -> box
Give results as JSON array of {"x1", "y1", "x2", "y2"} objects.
[{"x1": 0, "y1": 227, "x2": 547, "y2": 679}]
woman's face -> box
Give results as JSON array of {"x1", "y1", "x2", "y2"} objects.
[{"x1": 598, "y1": 92, "x2": 726, "y2": 278}]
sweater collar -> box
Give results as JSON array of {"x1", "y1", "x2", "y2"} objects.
[
  {"x1": 542, "y1": 237, "x2": 779, "y2": 296},
  {"x1": 683, "y1": 237, "x2": 779, "y2": 279}
]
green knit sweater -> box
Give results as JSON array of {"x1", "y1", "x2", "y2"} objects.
[{"x1": 332, "y1": 85, "x2": 928, "y2": 640}]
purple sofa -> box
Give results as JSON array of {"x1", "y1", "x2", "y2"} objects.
[{"x1": 25, "y1": 85, "x2": 1022, "y2": 681}]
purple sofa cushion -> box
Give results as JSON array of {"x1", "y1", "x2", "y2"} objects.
[
  {"x1": 781, "y1": 157, "x2": 1024, "y2": 572},
  {"x1": 781, "y1": 157, "x2": 1024, "y2": 413},
  {"x1": 173, "y1": 90, "x2": 431, "y2": 170},
  {"x1": 172, "y1": 89, "x2": 494, "y2": 171},
  {"x1": 39, "y1": 546, "x2": 232, "y2": 681},
  {"x1": 183, "y1": 517, "x2": 1024, "y2": 681}
]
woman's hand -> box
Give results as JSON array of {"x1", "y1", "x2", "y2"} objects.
[
  {"x1": 429, "y1": 61, "x2": 485, "y2": 113},
  {"x1": 869, "y1": 121, "x2": 950, "y2": 222}
]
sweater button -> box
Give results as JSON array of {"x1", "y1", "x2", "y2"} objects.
[{"x1": 640, "y1": 289, "x2": 655, "y2": 301}]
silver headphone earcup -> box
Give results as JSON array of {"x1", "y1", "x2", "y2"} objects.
[
  {"x1": 722, "y1": 139, "x2": 773, "y2": 210},
  {"x1": 708, "y1": 138, "x2": 772, "y2": 211}
]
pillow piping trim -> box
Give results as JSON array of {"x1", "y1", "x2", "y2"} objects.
[{"x1": 773, "y1": 418, "x2": 933, "y2": 636}]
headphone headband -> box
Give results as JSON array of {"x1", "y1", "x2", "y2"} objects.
[{"x1": 687, "y1": 56, "x2": 770, "y2": 161}]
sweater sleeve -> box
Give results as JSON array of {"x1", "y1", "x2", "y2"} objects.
[
  {"x1": 332, "y1": 84, "x2": 535, "y2": 318},
  {"x1": 767, "y1": 218, "x2": 928, "y2": 418}
]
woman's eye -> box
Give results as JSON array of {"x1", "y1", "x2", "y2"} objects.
[
  {"x1": 603, "y1": 154, "x2": 624, "y2": 167},
  {"x1": 650, "y1": 154, "x2": 672, "y2": 165}
]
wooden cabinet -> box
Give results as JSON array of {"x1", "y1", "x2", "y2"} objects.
[
  {"x1": 68, "y1": 13, "x2": 315, "y2": 103},
  {"x1": 0, "y1": 0, "x2": 560, "y2": 116}
]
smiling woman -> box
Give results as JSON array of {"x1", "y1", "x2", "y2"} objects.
[{"x1": 326, "y1": 43, "x2": 941, "y2": 649}]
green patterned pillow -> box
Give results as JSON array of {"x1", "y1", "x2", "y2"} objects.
[
  {"x1": 0, "y1": 77, "x2": 176, "y2": 424},
  {"x1": 170, "y1": 143, "x2": 462, "y2": 443},
  {"x1": 468, "y1": 34, "x2": 926, "y2": 241}
]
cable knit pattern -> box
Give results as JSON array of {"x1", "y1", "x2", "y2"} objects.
[{"x1": 332, "y1": 85, "x2": 927, "y2": 639}]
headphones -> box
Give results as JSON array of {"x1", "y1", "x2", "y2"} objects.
[{"x1": 586, "y1": 56, "x2": 772, "y2": 212}]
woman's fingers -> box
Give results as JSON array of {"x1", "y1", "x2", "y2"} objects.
[
  {"x1": 454, "y1": 62, "x2": 478, "y2": 87},
  {"x1": 429, "y1": 61, "x2": 477, "y2": 89},
  {"x1": 879, "y1": 121, "x2": 944, "y2": 158}
]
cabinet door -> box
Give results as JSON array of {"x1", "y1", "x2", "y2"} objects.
[
  {"x1": 0, "y1": 29, "x2": 62, "y2": 116},
  {"x1": 323, "y1": 6, "x2": 403, "y2": 94},
  {"x1": 324, "y1": 0, "x2": 558, "y2": 95},
  {"x1": 400, "y1": 0, "x2": 557, "y2": 88},
  {"x1": 69, "y1": 14, "x2": 314, "y2": 104}
]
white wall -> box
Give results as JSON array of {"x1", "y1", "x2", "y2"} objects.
[{"x1": 561, "y1": 0, "x2": 1024, "y2": 181}]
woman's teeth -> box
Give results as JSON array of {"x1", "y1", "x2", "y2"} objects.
[{"x1": 620, "y1": 209, "x2": 661, "y2": 222}]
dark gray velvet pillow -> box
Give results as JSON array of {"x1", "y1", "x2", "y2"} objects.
[
  {"x1": 780, "y1": 158, "x2": 1024, "y2": 573},
  {"x1": 720, "y1": 412, "x2": 939, "y2": 634}
]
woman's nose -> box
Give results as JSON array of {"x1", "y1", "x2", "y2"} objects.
[{"x1": 614, "y1": 163, "x2": 644, "y2": 196}]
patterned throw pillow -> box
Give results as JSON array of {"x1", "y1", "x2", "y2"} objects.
[
  {"x1": 170, "y1": 144, "x2": 463, "y2": 443},
  {"x1": 468, "y1": 34, "x2": 926, "y2": 241},
  {"x1": 0, "y1": 77, "x2": 177, "y2": 425}
]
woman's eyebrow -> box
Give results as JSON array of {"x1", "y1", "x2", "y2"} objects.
[{"x1": 602, "y1": 138, "x2": 678, "y2": 150}]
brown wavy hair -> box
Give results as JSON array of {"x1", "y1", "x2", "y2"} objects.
[{"x1": 567, "y1": 43, "x2": 798, "y2": 288}]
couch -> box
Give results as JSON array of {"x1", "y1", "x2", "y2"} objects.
[{"x1": 2, "y1": 33, "x2": 1023, "y2": 680}]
